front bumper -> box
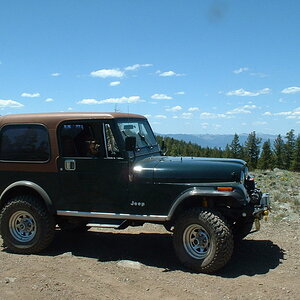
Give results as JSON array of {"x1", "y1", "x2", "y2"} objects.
[{"x1": 253, "y1": 193, "x2": 271, "y2": 219}]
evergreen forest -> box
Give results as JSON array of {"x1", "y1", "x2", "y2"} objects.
[{"x1": 156, "y1": 129, "x2": 300, "y2": 171}]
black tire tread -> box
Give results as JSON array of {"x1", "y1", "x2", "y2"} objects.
[
  {"x1": 173, "y1": 208, "x2": 234, "y2": 273},
  {"x1": 0, "y1": 195, "x2": 55, "y2": 254}
]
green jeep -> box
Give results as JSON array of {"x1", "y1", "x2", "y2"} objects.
[{"x1": 0, "y1": 112, "x2": 270, "y2": 273}]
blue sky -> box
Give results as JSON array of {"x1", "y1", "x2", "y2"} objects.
[{"x1": 0, "y1": 0, "x2": 299, "y2": 135}]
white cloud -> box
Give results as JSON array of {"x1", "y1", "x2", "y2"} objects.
[
  {"x1": 110, "y1": 81, "x2": 121, "y2": 86},
  {"x1": 78, "y1": 99, "x2": 99, "y2": 105},
  {"x1": 233, "y1": 67, "x2": 249, "y2": 74},
  {"x1": 200, "y1": 112, "x2": 233, "y2": 119},
  {"x1": 124, "y1": 64, "x2": 152, "y2": 71},
  {"x1": 45, "y1": 98, "x2": 54, "y2": 102},
  {"x1": 157, "y1": 70, "x2": 184, "y2": 77},
  {"x1": 227, "y1": 104, "x2": 257, "y2": 114},
  {"x1": 200, "y1": 122, "x2": 209, "y2": 129},
  {"x1": 181, "y1": 112, "x2": 193, "y2": 119},
  {"x1": 263, "y1": 111, "x2": 272, "y2": 116},
  {"x1": 188, "y1": 107, "x2": 200, "y2": 112},
  {"x1": 175, "y1": 91, "x2": 185, "y2": 95},
  {"x1": 281, "y1": 86, "x2": 300, "y2": 94},
  {"x1": 250, "y1": 72, "x2": 268, "y2": 78},
  {"x1": 144, "y1": 114, "x2": 151, "y2": 118},
  {"x1": 166, "y1": 105, "x2": 182, "y2": 112},
  {"x1": 155, "y1": 115, "x2": 167, "y2": 119},
  {"x1": 78, "y1": 96, "x2": 145, "y2": 105},
  {"x1": 226, "y1": 88, "x2": 271, "y2": 97},
  {"x1": 151, "y1": 93, "x2": 173, "y2": 100},
  {"x1": 0, "y1": 99, "x2": 24, "y2": 108},
  {"x1": 253, "y1": 121, "x2": 267, "y2": 125},
  {"x1": 90, "y1": 69, "x2": 124, "y2": 78},
  {"x1": 68, "y1": 107, "x2": 73, "y2": 111},
  {"x1": 51, "y1": 73, "x2": 61, "y2": 77},
  {"x1": 21, "y1": 92, "x2": 40, "y2": 98},
  {"x1": 262, "y1": 107, "x2": 300, "y2": 119}
]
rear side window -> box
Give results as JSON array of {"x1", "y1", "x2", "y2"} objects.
[{"x1": 0, "y1": 124, "x2": 50, "y2": 162}]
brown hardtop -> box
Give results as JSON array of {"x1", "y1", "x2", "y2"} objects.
[{"x1": 0, "y1": 112, "x2": 146, "y2": 129}]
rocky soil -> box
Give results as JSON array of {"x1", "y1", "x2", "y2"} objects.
[{"x1": 0, "y1": 170, "x2": 299, "y2": 300}]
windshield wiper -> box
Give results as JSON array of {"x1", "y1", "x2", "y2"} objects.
[{"x1": 138, "y1": 132, "x2": 152, "y2": 147}]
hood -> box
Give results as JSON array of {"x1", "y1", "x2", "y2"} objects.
[{"x1": 132, "y1": 156, "x2": 246, "y2": 184}]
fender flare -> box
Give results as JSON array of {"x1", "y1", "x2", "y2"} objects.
[
  {"x1": 166, "y1": 187, "x2": 245, "y2": 221},
  {"x1": 0, "y1": 181, "x2": 54, "y2": 213}
]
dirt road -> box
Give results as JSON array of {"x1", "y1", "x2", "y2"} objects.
[{"x1": 0, "y1": 218, "x2": 299, "y2": 300}]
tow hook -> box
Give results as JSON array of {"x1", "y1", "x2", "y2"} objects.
[{"x1": 253, "y1": 193, "x2": 270, "y2": 231}]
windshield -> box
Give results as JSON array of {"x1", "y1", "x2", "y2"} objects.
[{"x1": 117, "y1": 119, "x2": 157, "y2": 149}]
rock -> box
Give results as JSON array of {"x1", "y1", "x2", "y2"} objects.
[
  {"x1": 4, "y1": 277, "x2": 16, "y2": 284},
  {"x1": 58, "y1": 252, "x2": 73, "y2": 258},
  {"x1": 117, "y1": 260, "x2": 142, "y2": 270}
]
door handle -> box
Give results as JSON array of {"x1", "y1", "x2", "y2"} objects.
[{"x1": 64, "y1": 160, "x2": 76, "y2": 171}]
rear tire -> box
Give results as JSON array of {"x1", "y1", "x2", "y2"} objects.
[
  {"x1": 0, "y1": 195, "x2": 55, "y2": 254},
  {"x1": 173, "y1": 208, "x2": 233, "y2": 273}
]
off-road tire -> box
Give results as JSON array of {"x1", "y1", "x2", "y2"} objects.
[
  {"x1": 0, "y1": 195, "x2": 55, "y2": 254},
  {"x1": 173, "y1": 208, "x2": 233, "y2": 273},
  {"x1": 232, "y1": 219, "x2": 254, "y2": 241}
]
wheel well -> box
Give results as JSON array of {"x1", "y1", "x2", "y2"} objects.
[
  {"x1": 169, "y1": 196, "x2": 234, "y2": 224},
  {"x1": 0, "y1": 186, "x2": 53, "y2": 214}
]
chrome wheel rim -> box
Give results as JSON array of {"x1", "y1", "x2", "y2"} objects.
[
  {"x1": 9, "y1": 211, "x2": 37, "y2": 242},
  {"x1": 183, "y1": 224, "x2": 211, "y2": 259}
]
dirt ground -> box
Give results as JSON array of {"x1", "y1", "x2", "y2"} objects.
[{"x1": 0, "y1": 217, "x2": 299, "y2": 300}]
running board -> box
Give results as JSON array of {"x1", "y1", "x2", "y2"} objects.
[
  {"x1": 87, "y1": 220, "x2": 130, "y2": 230},
  {"x1": 86, "y1": 223, "x2": 121, "y2": 229},
  {"x1": 57, "y1": 210, "x2": 168, "y2": 222}
]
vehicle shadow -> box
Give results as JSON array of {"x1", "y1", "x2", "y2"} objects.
[
  {"x1": 218, "y1": 239, "x2": 285, "y2": 278},
  {"x1": 40, "y1": 229, "x2": 285, "y2": 277}
]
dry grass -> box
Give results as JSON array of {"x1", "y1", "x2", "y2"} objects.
[{"x1": 253, "y1": 169, "x2": 300, "y2": 222}]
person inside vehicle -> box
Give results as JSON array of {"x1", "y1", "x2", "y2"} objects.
[{"x1": 85, "y1": 140, "x2": 100, "y2": 157}]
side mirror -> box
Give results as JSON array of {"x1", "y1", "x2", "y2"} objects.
[{"x1": 125, "y1": 136, "x2": 136, "y2": 151}]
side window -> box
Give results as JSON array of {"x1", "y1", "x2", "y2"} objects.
[
  {"x1": 0, "y1": 124, "x2": 50, "y2": 162},
  {"x1": 60, "y1": 123, "x2": 101, "y2": 157},
  {"x1": 104, "y1": 124, "x2": 120, "y2": 157}
]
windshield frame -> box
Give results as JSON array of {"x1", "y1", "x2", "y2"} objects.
[{"x1": 116, "y1": 118, "x2": 160, "y2": 156}]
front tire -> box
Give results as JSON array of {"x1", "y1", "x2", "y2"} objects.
[
  {"x1": 0, "y1": 195, "x2": 55, "y2": 254},
  {"x1": 173, "y1": 208, "x2": 233, "y2": 273}
]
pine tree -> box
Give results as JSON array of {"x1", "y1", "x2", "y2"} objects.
[
  {"x1": 223, "y1": 144, "x2": 231, "y2": 158},
  {"x1": 273, "y1": 134, "x2": 285, "y2": 169},
  {"x1": 229, "y1": 133, "x2": 243, "y2": 159},
  {"x1": 245, "y1": 131, "x2": 261, "y2": 170},
  {"x1": 284, "y1": 129, "x2": 296, "y2": 170},
  {"x1": 291, "y1": 136, "x2": 300, "y2": 171},
  {"x1": 258, "y1": 139, "x2": 274, "y2": 170}
]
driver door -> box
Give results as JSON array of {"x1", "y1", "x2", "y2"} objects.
[{"x1": 57, "y1": 120, "x2": 129, "y2": 213}]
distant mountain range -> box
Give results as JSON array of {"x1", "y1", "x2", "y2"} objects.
[{"x1": 157, "y1": 133, "x2": 278, "y2": 149}]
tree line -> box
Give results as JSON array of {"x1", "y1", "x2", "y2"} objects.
[{"x1": 156, "y1": 129, "x2": 300, "y2": 171}]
